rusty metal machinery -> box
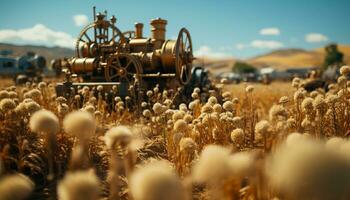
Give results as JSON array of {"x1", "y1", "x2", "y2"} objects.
[{"x1": 66, "y1": 7, "x2": 194, "y2": 91}]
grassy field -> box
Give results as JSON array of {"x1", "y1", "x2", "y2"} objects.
[{"x1": 0, "y1": 71, "x2": 349, "y2": 200}]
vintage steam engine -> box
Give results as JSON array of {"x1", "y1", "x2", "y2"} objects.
[{"x1": 56, "y1": 7, "x2": 210, "y2": 101}]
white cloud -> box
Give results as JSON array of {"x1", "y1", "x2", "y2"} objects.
[
  {"x1": 259, "y1": 27, "x2": 280, "y2": 36},
  {"x1": 0, "y1": 24, "x2": 75, "y2": 48},
  {"x1": 305, "y1": 33, "x2": 328, "y2": 43},
  {"x1": 194, "y1": 45, "x2": 233, "y2": 59},
  {"x1": 73, "y1": 14, "x2": 89, "y2": 27},
  {"x1": 250, "y1": 40, "x2": 284, "y2": 49},
  {"x1": 235, "y1": 43, "x2": 246, "y2": 50}
]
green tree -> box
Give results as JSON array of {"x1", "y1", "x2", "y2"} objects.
[
  {"x1": 323, "y1": 43, "x2": 344, "y2": 69},
  {"x1": 233, "y1": 61, "x2": 256, "y2": 73}
]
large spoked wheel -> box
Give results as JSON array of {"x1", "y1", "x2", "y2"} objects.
[
  {"x1": 105, "y1": 54, "x2": 143, "y2": 86},
  {"x1": 175, "y1": 28, "x2": 193, "y2": 85},
  {"x1": 75, "y1": 22, "x2": 126, "y2": 58}
]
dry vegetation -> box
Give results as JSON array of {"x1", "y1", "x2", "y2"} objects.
[{"x1": 0, "y1": 66, "x2": 350, "y2": 200}]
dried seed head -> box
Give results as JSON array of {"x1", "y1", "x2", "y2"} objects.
[
  {"x1": 63, "y1": 111, "x2": 96, "y2": 141},
  {"x1": 82, "y1": 105, "x2": 95, "y2": 114},
  {"x1": 325, "y1": 94, "x2": 338, "y2": 104},
  {"x1": 193, "y1": 87, "x2": 200, "y2": 93},
  {"x1": 8, "y1": 91, "x2": 18, "y2": 99},
  {"x1": 191, "y1": 92, "x2": 199, "y2": 99},
  {"x1": 172, "y1": 110, "x2": 185, "y2": 121},
  {"x1": 291, "y1": 77, "x2": 301, "y2": 88},
  {"x1": 105, "y1": 125, "x2": 133, "y2": 149},
  {"x1": 0, "y1": 90, "x2": 10, "y2": 100},
  {"x1": 337, "y1": 75, "x2": 347, "y2": 87},
  {"x1": 286, "y1": 118, "x2": 296, "y2": 129},
  {"x1": 301, "y1": 97, "x2": 314, "y2": 112},
  {"x1": 229, "y1": 152, "x2": 255, "y2": 178},
  {"x1": 269, "y1": 104, "x2": 288, "y2": 122},
  {"x1": 325, "y1": 137, "x2": 346, "y2": 151},
  {"x1": 142, "y1": 109, "x2": 152, "y2": 118},
  {"x1": 130, "y1": 160, "x2": 185, "y2": 200},
  {"x1": 179, "y1": 137, "x2": 197, "y2": 154},
  {"x1": 179, "y1": 103, "x2": 187, "y2": 112},
  {"x1": 255, "y1": 120, "x2": 270, "y2": 136},
  {"x1": 173, "y1": 119, "x2": 188, "y2": 132},
  {"x1": 97, "y1": 85, "x2": 103, "y2": 92},
  {"x1": 153, "y1": 103, "x2": 164, "y2": 115},
  {"x1": 192, "y1": 145, "x2": 232, "y2": 184},
  {"x1": 0, "y1": 98, "x2": 16, "y2": 113},
  {"x1": 213, "y1": 103, "x2": 222, "y2": 113},
  {"x1": 183, "y1": 114, "x2": 193, "y2": 123},
  {"x1": 279, "y1": 96, "x2": 289, "y2": 104},
  {"x1": 30, "y1": 109, "x2": 59, "y2": 134},
  {"x1": 230, "y1": 128, "x2": 244, "y2": 146},
  {"x1": 146, "y1": 90, "x2": 153, "y2": 97},
  {"x1": 339, "y1": 65, "x2": 350, "y2": 76},
  {"x1": 268, "y1": 138, "x2": 350, "y2": 200},
  {"x1": 0, "y1": 174, "x2": 34, "y2": 200},
  {"x1": 58, "y1": 103, "x2": 70, "y2": 115},
  {"x1": 56, "y1": 96, "x2": 67, "y2": 104},
  {"x1": 25, "y1": 101, "x2": 41, "y2": 114},
  {"x1": 293, "y1": 90, "x2": 304, "y2": 102},
  {"x1": 222, "y1": 91, "x2": 231, "y2": 99},
  {"x1": 245, "y1": 85, "x2": 254, "y2": 93},
  {"x1": 57, "y1": 169, "x2": 100, "y2": 200},
  {"x1": 38, "y1": 81, "x2": 47, "y2": 90},
  {"x1": 223, "y1": 101, "x2": 234, "y2": 112},
  {"x1": 208, "y1": 96, "x2": 217, "y2": 105},
  {"x1": 188, "y1": 100, "x2": 199, "y2": 110}
]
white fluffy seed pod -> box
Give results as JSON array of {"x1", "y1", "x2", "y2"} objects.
[
  {"x1": 129, "y1": 160, "x2": 185, "y2": 200},
  {"x1": 25, "y1": 101, "x2": 41, "y2": 114},
  {"x1": 269, "y1": 105, "x2": 288, "y2": 122},
  {"x1": 255, "y1": 120, "x2": 270, "y2": 136},
  {"x1": 339, "y1": 65, "x2": 350, "y2": 76},
  {"x1": 57, "y1": 169, "x2": 100, "y2": 200},
  {"x1": 179, "y1": 137, "x2": 197, "y2": 153},
  {"x1": 245, "y1": 85, "x2": 254, "y2": 93},
  {"x1": 152, "y1": 103, "x2": 164, "y2": 115},
  {"x1": 29, "y1": 109, "x2": 59, "y2": 134},
  {"x1": 325, "y1": 137, "x2": 346, "y2": 151},
  {"x1": 230, "y1": 128, "x2": 244, "y2": 146},
  {"x1": 0, "y1": 98, "x2": 16, "y2": 113},
  {"x1": 229, "y1": 152, "x2": 255, "y2": 178},
  {"x1": 267, "y1": 138, "x2": 350, "y2": 200},
  {"x1": 172, "y1": 110, "x2": 185, "y2": 121},
  {"x1": 0, "y1": 174, "x2": 34, "y2": 200},
  {"x1": 173, "y1": 119, "x2": 188, "y2": 132},
  {"x1": 201, "y1": 104, "x2": 213, "y2": 114},
  {"x1": 192, "y1": 145, "x2": 232, "y2": 184},
  {"x1": 208, "y1": 96, "x2": 217, "y2": 105},
  {"x1": 223, "y1": 101, "x2": 234, "y2": 112},
  {"x1": 63, "y1": 111, "x2": 96, "y2": 141},
  {"x1": 105, "y1": 125, "x2": 133, "y2": 149}
]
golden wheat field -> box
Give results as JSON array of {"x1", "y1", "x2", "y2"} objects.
[{"x1": 0, "y1": 66, "x2": 350, "y2": 200}]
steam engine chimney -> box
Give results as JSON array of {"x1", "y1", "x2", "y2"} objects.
[
  {"x1": 150, "y1": 18, "x2": 167, "y2": 42},
  {"x1": 135, "y1": 22, "x2": 143, "y2": 39}
]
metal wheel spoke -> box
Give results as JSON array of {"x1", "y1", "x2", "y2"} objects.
[
  {"x1": 110, "y1": 74, "x2": 118, "y2": 79},
  {"x1": 125, "y1": 60, "x2": 132, "y2": 69},
  {"x1": 83, "y1": 33, "x2": 92, "y2": 42}
]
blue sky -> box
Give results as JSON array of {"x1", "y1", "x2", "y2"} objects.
[{"x1": 0, "y1": 0, "x2": 349, "y2": 58}]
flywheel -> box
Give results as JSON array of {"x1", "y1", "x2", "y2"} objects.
[
  {"x1": 174, "y1": 28, "x2": 194, "y2": 85},
  {"x1": 104, "y1": 54, "x2": 143, "y2": 87}
]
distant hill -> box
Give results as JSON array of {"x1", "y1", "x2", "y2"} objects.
[
  {"x1": 0, "y1": 43, "x2": 74, "y2": 62},
  {"x1": 1, "y1": 42, "x2": 349, "y2": 75},
  {"x1": 247, "y1": 45, "x2": 350, "y2": 69}
]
